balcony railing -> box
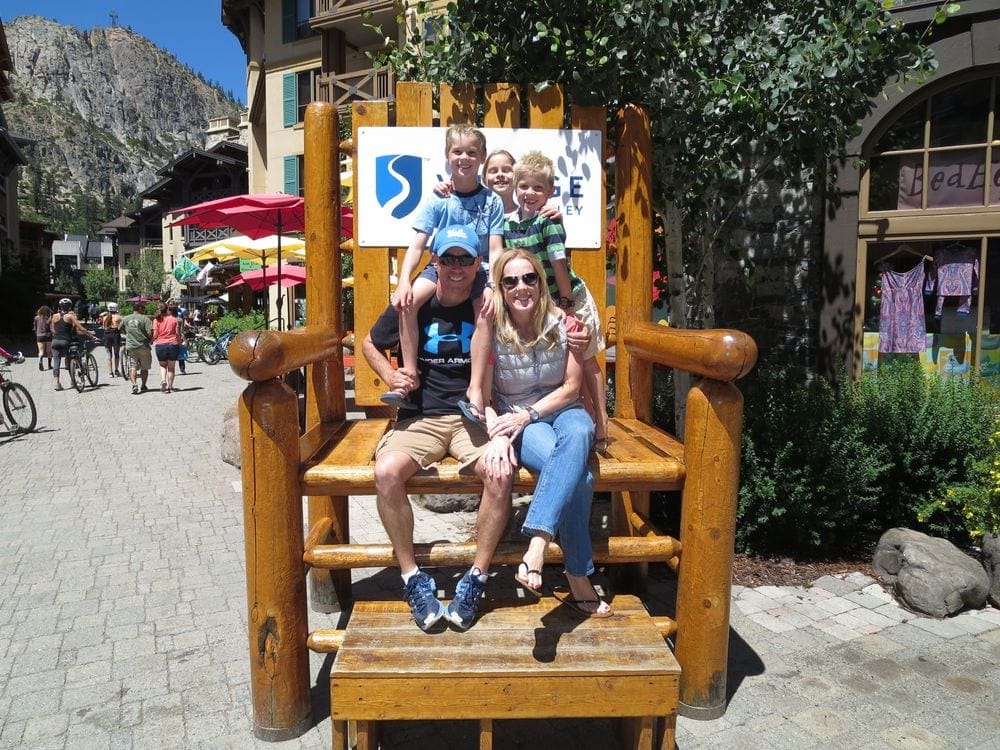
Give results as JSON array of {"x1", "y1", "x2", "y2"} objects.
[
  {"x1": 315, "y1": 0, "x2": 395, "y2": 18},
  {"x1": 317, "y1": 67, "x2": 394, "y2": 108}
]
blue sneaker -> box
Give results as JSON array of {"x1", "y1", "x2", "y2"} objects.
[
  {"x1": 446, "y1": 568, "x2": 488, "y2": 630},
  {"x1": 403, "y1": 571, "x2": 445, "y2": 631}
]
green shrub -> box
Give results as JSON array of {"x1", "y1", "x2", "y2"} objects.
[
  {"x1": 212, "y1": 310, "x2": 267, "y2": 334},
  {"x1": 737, "y1": 367, "x2": 890, "y2": 555},
  {"x1": 914, "y1": 421, "x2": 1000, "y2": 545},
  {"x1": 737, "y1": 359, "x2": 998, "y2": 556}
]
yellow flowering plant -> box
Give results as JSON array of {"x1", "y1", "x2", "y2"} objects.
[{"x1": 916, "y1": 421, "x2": 1000, "y2": 545}]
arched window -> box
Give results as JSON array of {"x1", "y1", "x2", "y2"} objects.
[{"x1": 856, "y1": 72, "x2": 1000, "y2": 382}]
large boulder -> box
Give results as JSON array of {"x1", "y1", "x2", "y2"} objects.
[
  {"x1": 412, "y1": 493, "x2": 481, "y2": 513},
  {"x1": 873, "y1": 528, "x2": 990, "y2": 617},
  {"x1": 221, "y1": 404, "x2": 241, "y2": 468},
  {"x1": 982, "y1": 533, "x2": 1000, "y2": 608}
]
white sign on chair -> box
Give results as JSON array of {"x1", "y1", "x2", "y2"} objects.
[{"x1": 355, "y1": 127, "x2": 604, "y2": 249}]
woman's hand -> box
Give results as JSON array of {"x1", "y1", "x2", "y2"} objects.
[
  {"x1": 488, "y1": 409, "x2": 531, "y2": 441},
  {"x1": 481, "y1": 435, "x2": 517, "y2": 480}
]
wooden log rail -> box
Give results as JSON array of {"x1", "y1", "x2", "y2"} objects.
[{"x1": 231, "y1": 90, "x2": 757, "y2": 741}]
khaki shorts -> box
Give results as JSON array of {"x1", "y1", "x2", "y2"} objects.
[
  {"x1": 127, "y1": 346, "x2": 152, "y2": 370},
  {"x1": 572, "y1": 284, "x2": 605, "y2": 360},
  {"x1": 376, "y1": 414, "x2": 489, "y2": 472}
]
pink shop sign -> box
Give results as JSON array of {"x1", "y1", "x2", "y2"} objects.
[{"x1": 898, "y1": 152, "x2": 1000, "y2": 209}]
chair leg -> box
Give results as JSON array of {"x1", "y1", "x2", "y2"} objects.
[
  {"x1": 479, "y1": 718, "x2": 494, "y2": 750},
  {"x1": 659, "y1": 713, "x2": 677, "y2": 750},
  {"x1": 332, "y1": 720, "x2": 348, "y2": 750}
]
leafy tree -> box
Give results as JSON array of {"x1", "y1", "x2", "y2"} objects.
[
  {"x1": 82, "y1": 267, "x2": 118, "y2": 303},
  {"x1": 53, "y1": 270, "x2": 77, "y2": 295},
  {"x1": 125, "y1": 247, "x2": 170, "y2": 299},
  {"x1": 379, "y1": 0, "x2": 952, "y2": 328}
]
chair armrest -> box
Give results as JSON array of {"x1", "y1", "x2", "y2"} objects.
[
  {"x1": 229, "y1": 326, "x2": 343, "y2": 382},
  {"x1": 623, "y1": 322, "x2": 757, "y2": 382}
]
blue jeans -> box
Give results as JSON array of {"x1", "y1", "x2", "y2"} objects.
[{"x1": 516, "y1": 405, "x2": 595, "y2": 576}]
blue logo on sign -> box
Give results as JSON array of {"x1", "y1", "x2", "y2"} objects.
[
  {"x1": 376, "y1": 154, "x2": 422, "y2": 219},
  {"x1": 423, "y1": 321, "x2": 474, "y2": 355}
]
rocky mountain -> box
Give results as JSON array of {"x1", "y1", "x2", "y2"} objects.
[{"x1": 3, "y1": 15, "x2": 242, "y2": 234}]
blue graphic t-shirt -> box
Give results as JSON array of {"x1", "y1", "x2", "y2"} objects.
[
  {"x1": 370, "y1": 295, "x2": 475, "y2": 416},
  {"x1": 412, "y1": 185, "x2": 505, "y2": 259}
]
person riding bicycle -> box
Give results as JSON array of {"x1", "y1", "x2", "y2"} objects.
[
  {"x1": 103, "y1": 302, "x2": 124, "y2": 378},
  {"x1": 50, "y1": 298, "x2": 98, "y2": 391},
  {"x1": 0, "y1": 345, "x2": 24, "y2": 364}
]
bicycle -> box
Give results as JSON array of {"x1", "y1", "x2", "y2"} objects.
[
  {"x1": 122, "y1": 348, "x2": 139, "y2": 379},
  {"x1": 0, "y1": 353, "x2": 37, "y2": 433},
  {"x1": 65, "y1": 339, "x2": 100, "y2": 392},
  {"x1": 203, "y1": 328, "x2": 238, "y2": 365},
  {"x1": 190, "y1": 326, "x2": 217, "y2": 363}
]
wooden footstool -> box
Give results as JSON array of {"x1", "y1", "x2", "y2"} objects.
[{"x1": 331, "y1": 594, "x2": 679, "y2": 749}]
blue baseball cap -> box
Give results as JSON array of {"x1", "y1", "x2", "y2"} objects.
[{"x1": 431, "y1": 225, "x2": 479, "y2": 257}]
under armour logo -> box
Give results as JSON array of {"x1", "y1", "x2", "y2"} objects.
[
  {"x1": 423, "y1": 321, "x2": 474, "y2": 354},
  {"x1": 375, "y1": 154, "x2": 422, "y2": 219}
]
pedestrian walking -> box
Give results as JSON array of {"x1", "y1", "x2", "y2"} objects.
[
  {"x1": 33, "y1": 305, "x2": 53, "y2": 370},
  {"x1": 121, "y1": 305, "x2": 153, "y2": 394},
  {"x1": 152, "y1": 302, "x2": 181, "y2": 393}
]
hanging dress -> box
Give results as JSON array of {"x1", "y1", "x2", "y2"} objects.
[{"x1": 878, "y1": 262, "x2": 926, "y2": 353}]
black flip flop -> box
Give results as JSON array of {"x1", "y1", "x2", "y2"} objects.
[
  {"x1": 457, "y1": 399, "x2": 486, "y2": 424},
  {"x1": 513, "y1": 561, "x2": 544, "y2": 596},
  {"x1": 381, "y1": 391, "x2": 417, "y2": 409}
]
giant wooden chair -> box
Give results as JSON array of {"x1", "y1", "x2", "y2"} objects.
[{"x1": 229, "y1": 82, "x2": 757, "y2": 748}]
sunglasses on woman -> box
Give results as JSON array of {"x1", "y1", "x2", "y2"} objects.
[
  {"x1": 500, "y1": 272, "x2": 540, "y2": 290},
  {"x1": 438, "y1": 253, "x2": 479, "y2": 267}
]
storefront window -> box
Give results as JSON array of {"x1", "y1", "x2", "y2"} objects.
[
  {"x1": 984, "y1": 240, "x2": 1000, "y2": 382},
  {"x1": 865, "y1": 75, "x2": 998, "y2": 213},
  {"x1": 862, "y1": 239, "x2": 988, "y2": 383},
  {"x1": 929, "y1": 79, "x2": 990, "y2": 148},
  {"x1": 858, "y1": 72, "x2": 1000, "y2": 384}
]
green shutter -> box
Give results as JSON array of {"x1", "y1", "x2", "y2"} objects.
[
  {"x1": 284, "y1": 156, "x2": 299, "y2": 196},
  {"x1": 282, "y1": 73, "x2": 297, "y2": 127},
  {"x1": 281, "y1": 0, "x2": 296, "y2": 43}
]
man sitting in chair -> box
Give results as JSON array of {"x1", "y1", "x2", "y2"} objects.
[{"x1": 362, "y1": 225, "x2": 515, "y2": 631}]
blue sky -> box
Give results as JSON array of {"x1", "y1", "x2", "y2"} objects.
[{"x1": 3, "y1": 1, "x2": 247, "y2": 103}]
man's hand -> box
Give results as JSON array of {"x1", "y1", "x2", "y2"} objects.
[{"x1": 388, "y1": 366, "x2": 419, "y2": 394}]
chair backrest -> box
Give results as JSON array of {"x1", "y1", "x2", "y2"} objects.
[
  {"x1": 303, "y1": 81, "x2": 654, "y2": 420},
  {"x1": 347, "y1": 82, "x2": 609, "y2": 406}
]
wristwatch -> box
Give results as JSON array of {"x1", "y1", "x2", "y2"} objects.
[
  {"x1": 558, "y1": 296, "x2": 574, "y2": 309},
  {"x1": 527, "y1": 407, "x2": 539, "y2": 423}
]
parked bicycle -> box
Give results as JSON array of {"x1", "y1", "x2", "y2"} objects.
[
  {"x1": 65, "y1": 339, "x2": 100, "y2": 392},
  {"x1": 186, "y1": 326, "x2": 216, "y2": 363},
  {"x1": 202, "y1": 328, "x2": 238, "y2": 365},
  {"x1": 0, "y1": 351, "x2": 37, "y2": 433}
]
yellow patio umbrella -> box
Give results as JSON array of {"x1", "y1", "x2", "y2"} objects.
[{"x1": 183, "y1": 234, "x2": 306, "y2": 265}]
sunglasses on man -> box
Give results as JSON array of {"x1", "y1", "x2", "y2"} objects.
[
  {"x1": 438, "y1": 253, "x2": 479, "y2": 267},
  {"x1": 500, "y1": 272, "x2": 540, "y2": 290}
]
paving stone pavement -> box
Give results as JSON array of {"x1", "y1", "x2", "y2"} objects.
[{"x1": 1, "y1": 342, "x2": 999, "y2": 749}]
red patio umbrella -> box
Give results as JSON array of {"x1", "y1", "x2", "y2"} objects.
[
  {"x1": 227, "y1": 263, "x2": 306, "y2": 292},
  {"x1": 170, "y1": 193, "x2": 305, "y2": 329}
]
